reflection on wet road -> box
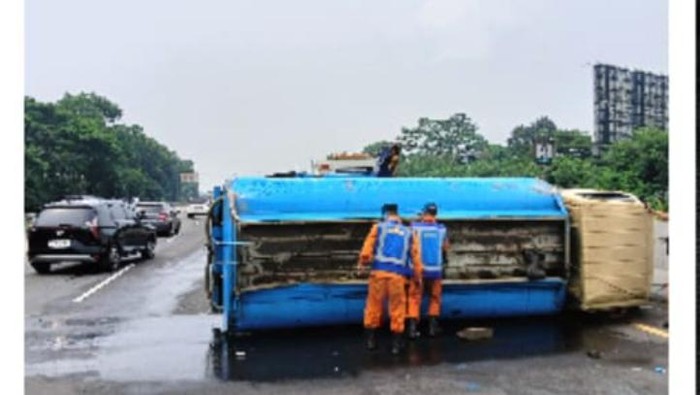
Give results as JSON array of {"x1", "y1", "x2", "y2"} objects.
[
  {"x1": 27, "y1": 309, "x2": 654, "y2": 384},
  {"x1": 206, "y1": 313, "x2": 636, "y2": 382}
]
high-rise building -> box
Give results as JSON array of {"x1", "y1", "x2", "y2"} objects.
[{"x1": 593, "y1": 64, "x2": 668, "y2": 149}]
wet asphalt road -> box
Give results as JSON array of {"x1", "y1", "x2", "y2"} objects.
[{"x1": 25, "y1": 219, "x2": 669, "y2": 394}]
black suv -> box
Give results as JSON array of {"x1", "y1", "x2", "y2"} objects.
[
  {"x1": 27, "y1": 197, "x2": 158, "y2": 274},
  {"x1": 135, "y1": 201, "x2": 182, "y2": 237}
]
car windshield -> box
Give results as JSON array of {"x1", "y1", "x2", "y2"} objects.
[
  {"x1": 35, "y1": 207, "x2": 96, "y2": 227},
  {"x1": 190, "y1": 198, "x2": 209, "y2": 204},
  {"x1": 137, "y1": 205, "x2": 164, "y2": 213}
]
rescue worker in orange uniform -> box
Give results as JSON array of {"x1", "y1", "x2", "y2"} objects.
[
  {"x1": 406, "y1": 202, "x2": 449, "y2": 339},
  {"x1": 358, "y1": 203, "x2": 422, "y2": 355}
]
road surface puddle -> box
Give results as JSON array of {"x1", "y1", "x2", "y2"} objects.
[
  {"x1": 207, "y1": 315, "x2": 593, "y2": 382},
  {"x1": 26, "y1": 312, "x2": 650, "y2": 383}
]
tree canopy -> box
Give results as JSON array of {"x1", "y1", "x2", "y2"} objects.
[
  {"x1": 363, "y1": 114, "x2": 667, "y2": 210},
  {"x1": 25, "y1": 93, "x2": 196, "y2": 212},
  {"x1": 397, "y1": 113, "x2": 488, "y2": 163}
]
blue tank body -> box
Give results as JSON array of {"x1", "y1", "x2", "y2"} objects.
[
  {"x1": 232, "y1": 280, "x2": 567, "y2": 331},
  {"x1": 213, "y1": 177, "x2": 570, "y2": 332},
  {"x1": 231, "y1": 177, "x2": 567, "y2": 222}
]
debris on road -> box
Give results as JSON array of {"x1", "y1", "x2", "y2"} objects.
[
  {"x1": 654, "y1": 366, "x2": 666, "y2": 374},
  {"x1": 456, "y1": 327, "x2": 493, "y2": 341},
  {"x1": 586, "y1": 349, "x2": 602, "y2": 359}
]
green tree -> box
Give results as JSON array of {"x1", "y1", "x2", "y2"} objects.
[
  {"x1": 465, "y1": 155, "x2": 543, "y2": 178},
  {"x1": 545, "y1": 156, "x2": 598, "y2": 188},
  {"x1": 356, "y1": 113, "x2": 667, "y2": 211},
  {"x1": 24, "y1": 93, "x2": 195, "y2": 211},
  {"x1": 398, "y1": 113, "x2": 488, "y2": 161},
  {"x1": 57, "y1": 92, "x2": 122, "y2": 124},
  {"x1": 397, "y1": 155, "x2": 463, "y2": 177},
  {"x1": 24, "y1": 145, "x2": 50, "y2": 211},
  {"x1": 597, "y1": 127, "x2": 668, "y2": 207},
  {"x1": 552, "y1": 129, "x2": 593, "y2": 158},
  {"x1": 507, "y1": 116, "x2": 557, "y2": 158}
]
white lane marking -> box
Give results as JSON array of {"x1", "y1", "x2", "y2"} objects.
[{"x1": 72, "y1": 264, "x2": 136, "y2": 303}]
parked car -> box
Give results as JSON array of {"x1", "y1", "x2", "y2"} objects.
[
  {"x1": 27, "y1": 197, "x2": 158, "y2": 274},
  {"x1": 186, "y1": 198, "x2": 211, "y2": 219},
  {"x1": 135, "y1": 201, "x2": 182, "y2": 237}
]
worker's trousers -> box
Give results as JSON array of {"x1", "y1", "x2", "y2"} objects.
[
  {"x1": 407, "y1": 278, "x2": 442, "y2": 320},
  {"x1": 363, "y1": 271, "x2": 407, "y2": 334}
]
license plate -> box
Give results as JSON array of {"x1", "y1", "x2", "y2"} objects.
[{"x1": 48, "y1": 239, "x2": 71, "y2": 249}]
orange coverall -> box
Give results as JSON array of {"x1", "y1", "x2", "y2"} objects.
[
  {"x1": 407, "y1": 215, "x2": 449, "y2": 320},
  {"x1": 359, "y1": 215, "x2": 422, "y2": 334}
]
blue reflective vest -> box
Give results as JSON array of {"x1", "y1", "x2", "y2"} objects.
[
  {"x1": 371, "y1": 219, "x2": 413, "y2": 277},
  {"x1": 411, "y1": 221, "x2": 447, "y2": 280}
]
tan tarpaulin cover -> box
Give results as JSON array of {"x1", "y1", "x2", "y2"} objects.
[{"x1": 561, "y1": 189, "x2": 654, "y2": 310}]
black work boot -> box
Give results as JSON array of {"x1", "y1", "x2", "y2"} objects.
[
  {"x1": 406, "y1": 318, "x2": 419, "y2": 340},
  {"x1": 365, "y1": 329, "x2": 377, "y2": 351},
  {"x1": 390, "y1": 333, "x2": 402, "y2": 355},
  {"x1": 427, "y1": 316, "x2": 441, "y2": 337}
]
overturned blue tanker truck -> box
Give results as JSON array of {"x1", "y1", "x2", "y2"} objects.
[{"x1": 205, "y1": 175, "x2": 654, "y2": 333}]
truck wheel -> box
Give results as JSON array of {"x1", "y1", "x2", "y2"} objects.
[
  {"x1": 31, "y1": 262, "x2": 51, "y2": 274},
  {"x1": 99, "y1": 245, "x2": 121, "y2": 272},
  {"x1": 188, "y1": 214, "x2": 194, "y2": 219},
  {"x1": 142, "y1": 239, "x2": 156, "y2": 260}
]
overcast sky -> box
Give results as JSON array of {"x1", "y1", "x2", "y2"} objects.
[{"x1": 25, "y1": 0, "x2": 668, "y2": 190}]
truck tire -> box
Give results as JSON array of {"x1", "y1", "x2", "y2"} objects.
[{"x1": 31, "y1": 262, "x2": 51, "y2": 274}]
